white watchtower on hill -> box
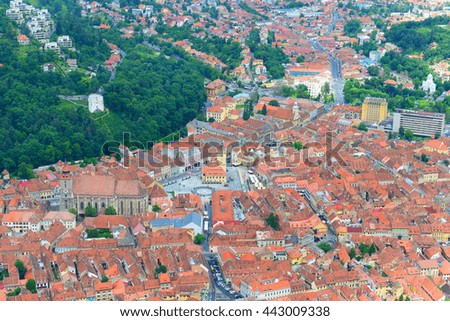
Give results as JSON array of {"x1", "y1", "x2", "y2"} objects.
[{"x1": 88, "y1": 94, "x2": 105, "y2": 113}]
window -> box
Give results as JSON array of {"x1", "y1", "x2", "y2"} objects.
[{"x1": 80, "y1": 202, "x2": 84, "y2": 210}]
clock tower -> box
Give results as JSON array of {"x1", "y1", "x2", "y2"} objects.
[{"x1": 59, "y1": 165, "x2": 73, "y2": 210}]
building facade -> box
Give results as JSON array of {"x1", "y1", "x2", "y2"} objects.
[
  {"x1": 59, "y1": 172, "x2": 148, "y2": 216},
  {"x1": 361, "y1": 97, "x2": 388, "y2": 124},
  {"x1": 392, "y1": 109, "x2": 445, "y2": 137}
]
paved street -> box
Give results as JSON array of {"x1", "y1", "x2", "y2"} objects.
[{"x1": 303, "y1": 10, "x2": 345, "y2": 105}]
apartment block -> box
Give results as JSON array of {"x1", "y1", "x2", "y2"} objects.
[
  {"x1": 392, "y1": 109, "x2": 445, "y2": 137},
  {"x1": 361, "y1": 97, "x2": 388, "y2": 124}
]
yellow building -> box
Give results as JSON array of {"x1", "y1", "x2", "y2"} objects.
[
  {"x1": 202, "y1": 165, "x2": 226, "y2": 184},
  {"x1": 421, "y1": 168, "x2": 439, "y2": 183},
  {"x1": 361, "y1": 97, "x2": 388, "y2": 124},
  {"x1": 205, "y1": 79, "x2": 226, "y2": 100},
  {"x1": 95, "y1": 282, "x2": 114, "y2": 301},
  {"x1": 287, "y1": 246, "x2": 307, "y2": 265},
  {"x1": 206, "y1": 96, "x2": 237, "y2": 122},
  {"x1": 313, "y1": 222, "x2": 328, "y2": 236},
  {"x1": 206, "y1": 105, "x2": 224, "y2": 122},
  {"x1": 424, "y1": 140, "x2": 449, "y2": 155}
]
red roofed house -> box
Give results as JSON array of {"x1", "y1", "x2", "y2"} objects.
[{"x1": 240, "y1": 277, "x2": 291, "y2": 300}]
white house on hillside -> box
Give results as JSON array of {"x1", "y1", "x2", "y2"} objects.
[{"x1": 88, "y1": 93, "x2": 105, "y2": 113}]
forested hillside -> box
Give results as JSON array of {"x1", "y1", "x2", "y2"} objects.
[
  {"x1": 101, "y1": 43, "x2": 211, "y2": 144},
  {"x1": 386, "y1": 16, "x2": 450, "y2": 62},
  {"x1": 0, "y1": 0, "x2": 214, "y2": 177}
]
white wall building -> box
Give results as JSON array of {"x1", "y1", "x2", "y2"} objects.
[
  {"x1": 88, "y1": 94, "x2": 105, "y2": 113},
  {"x1": 41, "y1": 211, "x2": 76, "y2": 230},
  {"x1": 422, "y1": 74, "x2": 436, "y2": 94},
  {"x1": 240, "y1": 279, "x2": 291, "y2": 300}
]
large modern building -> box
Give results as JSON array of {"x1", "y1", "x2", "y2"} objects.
[
  {"x1": 361, "y1": 97, "x2": 388, "y2": 124},
  {"x1": 392, "y1": 109, "x2": 445, "y2": 137}
]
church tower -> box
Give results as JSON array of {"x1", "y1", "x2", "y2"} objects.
[{"x1": 59, "y1": 165, "x2": 73, "y2": 210}]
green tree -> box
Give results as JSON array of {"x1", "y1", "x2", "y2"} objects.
[
  {"x1": 292, "y1": 142, "x2": 305, "y2": 150},
  {"x1": 86, "y1": 228, "x2": 112, "y2": 239},
  {"x1": 404, "y1": 129, "x2": 414, "y2": 141},
  {"x1": 265, "y1": 212, "x2": 280, "y2": 231},
  {"x1": 208, "y1": 117, "x2": 216, "y2": 122},
  {"x1": 17, "y1": 162, "x2": 34, "y2": 179},
  {"x1": 243, "y1": 105, "x2": 253, "y2": 120},
  {"x1": 105, "y1": 206, "x2": 117, "y2": 215},
  {"x1": 152, "y1": 204, "x2": 162, "y2": 213},
  {"x1": 261, "y1": 104, "x2": 267, "y2": 116},
  {"x1": 399, "y1": 126, "x2": 405, "y2": 138},
  {"x1": 295, "y1": 84, "x2": 310, "y2": 98},
  {"x1": 349, "y1": 248, "x2": 356, "y2": 259},
  {"x1": 69, "y1": 208, "x2": 78, "y2": 218},
  {"x1": 269, "y1": 99, "x2": 279, "y2": 106},
  {"x1": 318, "y1": 242, "x2": 332, "y2": 253},
  {"x1": 101, "y1": 274, "x2": 109, "y2": 283},
  {"x1": 84, "y1": 205, "x2": 97, "y2": 217},
  {"x1": 15, "y1": 260, "x2": 27, "y2": 280},
  {"x1": 194, "y1": 234, "x2": 206, "y2": 245},
  {"x1": 0, "y1": 269, "x2": 9, "y2": 281},
  {"x1": 421, "y1": 153, "x2": 429, "y2": 163},
  {"x1": 344, "y1": 19, "x2": 362, "y2": 37},
  {"x1": 369, "y1": 243, "x2": 378, "y2": 255},
  {"x1": 296, "y1": 55, "x2": 305, "y2": 63},
  {"x1": 322, "y1": 82, "x2": 331, "y2": 96},
  {"x1": 154, "y1": 265, "x2": 167, "y2": 277},
  {"x1": 6, "y1": 287, "x2": 21, "y2": 297},
  {"x1": 26, "y1": 279, "x2": 37, "y2": 294},
  {"x1": 368, "y1": 65, "x2": 379, "y2": 77},
  {"x1": 359, "y1": 243, "x2": 371, "y2": 255},
  {"x1": 357, "y1": 122, "x2": 368, "y2": 132}
]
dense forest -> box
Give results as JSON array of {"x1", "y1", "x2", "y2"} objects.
[
  {"x1": 0, "y1": 0, "x2": 216, "y2": 177},
  {"x1": 385, "y1": 16, "x2": 450, "y2": 62},
  {"x1": 155, "y1": 23, "x2": 243, "y2": 70},
  {"x1": 0, "y1": 6, "x2": 108, "y2": 178},
  {"x1": 101, "y1": 43, "x2": 209, "y2": 145}
]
